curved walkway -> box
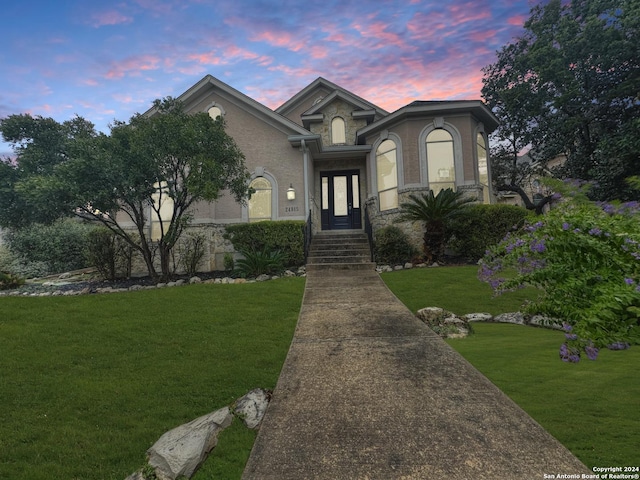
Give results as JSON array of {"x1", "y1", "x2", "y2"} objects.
[{"x1": 242, "y1": 268, "x2": 590, "y2": 479}]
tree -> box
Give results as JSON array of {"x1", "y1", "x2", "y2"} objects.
[
  {"x1": 482, "y1": 0, "x2": 640, "y2": 202},
  {"x1": 0, "y1": 98, "x2": 250, "y2": 281},
  {"x1": 395, "y1": 188, "x2": 475, "y2": 263}
]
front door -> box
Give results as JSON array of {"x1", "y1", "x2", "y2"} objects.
[{"x1": 321, "y1": 170, "x2": 362, "y2": 230}]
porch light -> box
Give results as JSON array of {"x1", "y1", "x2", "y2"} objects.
[{"x1": 287, "y1": 184, "x2": 296, "y2": 201}]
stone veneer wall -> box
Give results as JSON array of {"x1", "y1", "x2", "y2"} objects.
[
  {"x1": 309, "y1": 99, "x2": 368, "y2": 146},
  {"x1": 366, "y1": 184, "x2": 486, "y2": 259}
]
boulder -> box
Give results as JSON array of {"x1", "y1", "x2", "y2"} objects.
[
  {"x1": 233, "y1": 388, "x2": 271, "y2": 429},
  {"x1": 404, "y1": 262, "x2": 414, "y2": 269},
  {"x1": 493, "y1": 312, "x2": 526, "y2": 325},
  {"x1": 147, "y1": 407, "x2": 233, "y2": 480},
  {"x1": 416, "y1": 307, "x2": 445, "y2": 324},
  {"x1": 256, "y1": 274, "x2": 270, "y2": 282},
  {"x1": 189, "y1": 276, "x2": 202, "y2": 284},
  {"x1": 464, "y1": 312, "x2": 493, "y2": 322},
  {"x1": 416, "y1": 307, "x2": 472, "y2": 339}
]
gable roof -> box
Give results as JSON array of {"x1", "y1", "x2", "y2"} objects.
[
  {"x1": 145, "y1": 75, "x2": 311, "y2": 136},
  {"x1": 276, "y1": 77, "x2": 388, "y2": 119},
  {"x1": 357, "y1": 100, "x2": 499, "y2": 141}
]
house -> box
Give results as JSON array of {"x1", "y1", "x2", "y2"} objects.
[{"x1": 149, "y1": 75, "x2": 498, "y2": 270}]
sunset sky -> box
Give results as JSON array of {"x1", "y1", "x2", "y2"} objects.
[{"x1": 1, "y1": 0, "x2": 535, "y2": 156}]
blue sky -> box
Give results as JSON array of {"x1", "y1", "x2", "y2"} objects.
[{"x1": 1, "y1": 0, "x2": 535, "y2": 156}]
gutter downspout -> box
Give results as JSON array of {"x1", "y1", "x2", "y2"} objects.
[{"x1": 301, "y1": 139, "x2": 310, "y2": 215}]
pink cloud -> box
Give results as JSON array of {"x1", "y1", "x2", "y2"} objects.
[
  {"x1": 447, "y1": 2, "x2": 492, "y2": 26},
  {"x1": 104, "y1": 55, "x2": 161, "y2": 79},
  {"x1": 250, "y1": 30, "x2": 303, "y2": 52},
  {"x1": 351, "y1": 21, "x2": 409, "y2": 50},
  {"x1": 469, "y1": 29, "x2": 498, "y2": 42},
  {"x1": 507, "y1": 14, "x2": 527, "y2": 26},
  {"x1": 90, "y1": 10, "x2": 134, "y2": 27}
]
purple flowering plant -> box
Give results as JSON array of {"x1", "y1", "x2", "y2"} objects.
[{"x1": 479, "y1": 179, "x2": 640, "y2": 361}]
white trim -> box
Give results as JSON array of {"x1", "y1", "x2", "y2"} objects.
[
  {"x1": 243, "y1": 169, "x2": 279, "y2": 222},
  {"x1": 418, "y1": 122, "x2": 464, "y2": 189}
]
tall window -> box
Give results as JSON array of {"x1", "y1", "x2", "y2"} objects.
[
  {"x1": 331, "y1": 117, "x2": 346, "y2": 144},
  {"x1": 151, "y1": 181, "x2": 174, "y2": 241},
  {"x1": 426, "y1": 129, "x2": 455, "y2": 195},
  {"x1": 477, "y1": 133, "x2": 490, "y2": 203},
  {"x1": 248, "y1": 177, "x2": 272, "y2": 222},
  {"x1": 376, "y1": 139, "x2": 398, "y2": 211}
]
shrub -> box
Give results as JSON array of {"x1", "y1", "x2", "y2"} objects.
[
  {"x1": 177, "y1": 232, "x2": 207, "y2": 276},
  {"x1": 374, "y1": 226, "x2": 417, "y2": 265},
  {"x1": 479, "y1": 180, "x2": 640, "y2": 361},
  {"x1": 0, "y1": 271, "x2": 25, "y2": 290},
  {"x1": 224, "y1": 221, "x2": 304, "y2": 267},
  {"x1": 449, "y1": 204, "x2": 532, "y2": 262},
  {"x1": 4, "y1": 218, "x2": 94, "y2": 275},
  {"x1": 85, "y1": 228, "x2": 136, "y2": 281},
  {"x1": 234, "y1": 247, "x2": 286, "y2": 278}
]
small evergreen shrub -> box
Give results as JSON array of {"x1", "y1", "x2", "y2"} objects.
[
  {"x1": 177, "y1": 232, "x2": 207, "y2": 276},
  {"x1": 0, "y1": 271, "x2": 25, "y2": 290},
  {"x1": 223, "y1": 253, "x2": 235, "y2": 271},
  {"x1": 4, "y1": 218, "x2": 94, "y2": 275},
  {"x1": 224, "y1": 221, "x2": 304, "y2": 267},
  {"x1": 374, "y1": 226, "x2": 418, "y2": 265},
  {"x1": 86, "y1": 228, "x2": 136, "y2": 281},
  {"x1": 234, "y1": 247, "x2": 286, "y2": 278},
  {"x1": 448, "y1": 204, "x2": 532, "y2": 262}
]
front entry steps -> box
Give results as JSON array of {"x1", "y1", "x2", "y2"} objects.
[{"x1": 306, "y1": 230, "x2": 375, "y2": 271}]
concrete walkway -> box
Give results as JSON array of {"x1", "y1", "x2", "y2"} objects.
[{"x1": 242, "y1": 268, "x2": 590, "y2": 479}]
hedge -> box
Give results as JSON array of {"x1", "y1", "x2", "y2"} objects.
[
  {"x1": 448, "y1": 204, "x2": 532, "y2": 262},
  {"x1": 224, "y1": 221, "x2": 305, "y2": 267}
]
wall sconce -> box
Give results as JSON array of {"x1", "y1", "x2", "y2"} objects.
[{"x1": 286, "y1": 184, "x2": 296, "y2": 201}]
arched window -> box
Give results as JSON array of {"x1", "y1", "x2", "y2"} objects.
[
  {"x1": 376, "y1": 139, "x2": 398, "y2": 211},
  {"x1": 208, "y1": 106, "x2": 222, "y2": 120},
  {"x1": 331, "y1": 117, "x2": 346, "y2": 144},
  {"x1": 248, "y1": 177, "x2": 272, "y2": 222},
  {"x1": 477, "y1": 132, "x2": 490, "y2": 203},
  {"x1": 151, "y1": 181, "x2": 174, "y2": 241},
  {"x1": 426, "y1": 129, "x2": 455, "y2": 195}
]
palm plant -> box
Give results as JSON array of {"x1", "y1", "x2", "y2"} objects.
[{"x1": 395, "y1": 188, "x2": 476, "y2": 263}]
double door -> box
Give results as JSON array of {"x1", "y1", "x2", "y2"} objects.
[{"x1": 320, "y1": 170, "x2": 362, "y2": 230}]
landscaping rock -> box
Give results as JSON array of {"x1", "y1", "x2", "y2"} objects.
[
  {"x1": 233, "y1": 388, "x2": 271, "y2": 429},
  {"x1": 284, "y1": 270, "x2": 296, "y2": 277},
  {"x1": 493, "y1": 312, "x2": 525, "y2": 325},
  {"x1": 256, "y1": 274, "x2": 270, "y2": 282},
  {"x1": 416, "y1": 307, "x2": 471, "y2": 339},
  {"x1": 234, "y1": 278, "x2": 247, "y2": 284},
  {"x1": 393, "y1": 265, "x2": 404, "y2": 271},
  {"x1": 464, "y1": 312, "x2": 493, "y2": 322},
  {"x1": 147, "y1": 407, "x2": 233, "y2": 480},
  {"x1": 404, "y1": 262, "x2": 413, "y2": 269},
  {"x1": 189, "y1": 276, "x2": 202, "y2": 284},
  {"x1": 416, "y1": 307, "x2": 445, "y2": 324}
]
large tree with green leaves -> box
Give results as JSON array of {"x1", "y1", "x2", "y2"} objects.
[
  {"x1": 0, "y1": 98, "x2": 250, "y2": 281},
  {"x1": 482, "y1": 0, "x2": 640, "y2": 202}
]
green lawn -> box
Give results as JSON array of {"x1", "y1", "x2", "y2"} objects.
[
  {"x1": 0, "y1": 279, "x2": 305, "y2": 480},
  {"x1": 2, "y1": 267, "x2": 638, "y2": 478},
  {"x1": 382, "y1": 266, "x2": 640, "y2": 469}
]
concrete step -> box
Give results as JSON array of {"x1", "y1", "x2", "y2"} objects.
[{"x1": 306, "y1": 231, "x2": 373, "y2": 271}]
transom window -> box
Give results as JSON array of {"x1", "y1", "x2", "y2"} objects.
[
  {"x1": 248, "y1": 177, "x2": 272, "y2": 222},
  {"x1": 376, "y1": 139, "x2": 398, "y2": 211},
  {"x1": 426, "y1": 129, "x2": 455, "y2": 195},
  {"x1": 331, "y1": 117, "x2": 346, "y2": 144}
]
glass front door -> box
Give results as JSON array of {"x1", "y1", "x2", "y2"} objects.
[{"x1": 320, "y1": 170, "x2": 362, "y2": 230}]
